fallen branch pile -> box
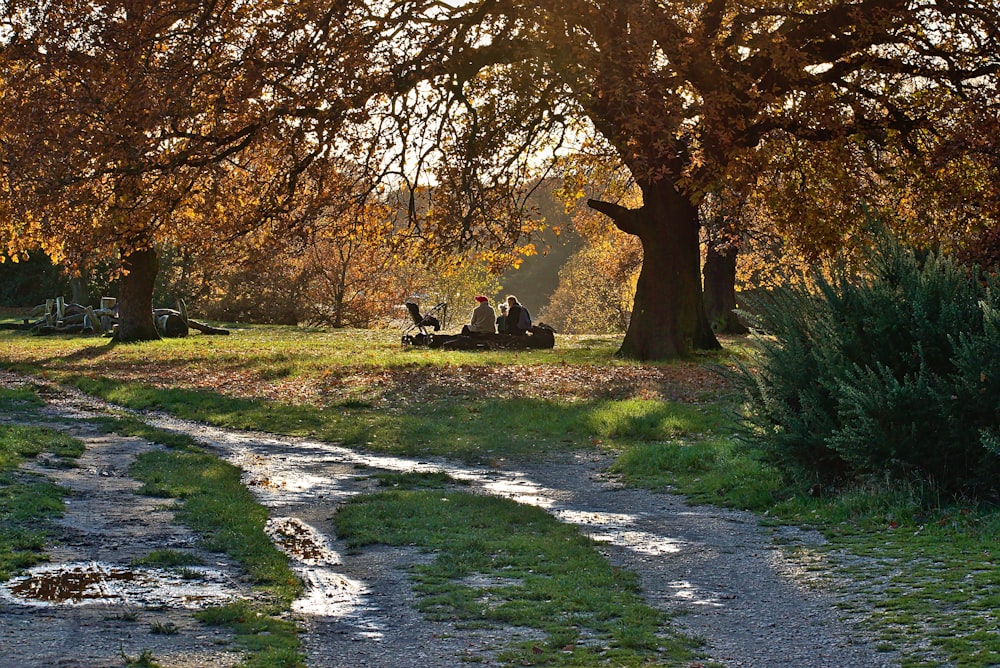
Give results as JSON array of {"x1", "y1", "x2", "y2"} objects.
[{"x1": 1, "y1": 297, "x2": 229, "y2": 337}]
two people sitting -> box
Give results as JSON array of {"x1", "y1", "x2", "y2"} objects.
[{"x1": 461, "y1": 295, "x2": 531, "y2": 337}]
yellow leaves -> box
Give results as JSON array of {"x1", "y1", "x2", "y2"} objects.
[
  {"x1": 45, "y1": 245, "x2": 68, "y2": 267},
  {"x1": 179, "y1": 208, "x2": 201, "y2": 224}
]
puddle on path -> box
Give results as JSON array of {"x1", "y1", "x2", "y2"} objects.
[
  {"x1": 555, "y1": 509, "x2": 684, "y2": 555},
  {"x1": 292, "y1": 567, "x2": 371, "y2": 621},
  {"x1": 266, "y1": 517, "x2": 341, "y2": 566},
  {"x1": 264, "y1": 516, "x2": 375, "y2": 624},
  {"x1": 0, "y1": 561, "x2": 239, "y2": 609}
]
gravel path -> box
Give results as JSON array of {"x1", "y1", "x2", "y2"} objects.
[{"x1": 0, "y1": 372, "x2": 898, "y2": 667}]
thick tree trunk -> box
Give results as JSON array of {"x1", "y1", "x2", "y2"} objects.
[
  {"x1": 703, "y1": 240, "x2": 748, "y2": 335},
  {"x1": 588, "y1": 183, "x2": 720, "y2": 360},
  {"x1": 115, "y1": 247, "x2": 160, "y2": 342}
]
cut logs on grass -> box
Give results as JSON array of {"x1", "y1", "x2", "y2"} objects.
[{"x1": 1, "y1": 297, "x2": 229, "y2": 337}]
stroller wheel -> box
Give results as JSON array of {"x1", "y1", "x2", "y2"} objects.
[{"x1": 402, "y1": 335, "x2": 413, "y2": 345}]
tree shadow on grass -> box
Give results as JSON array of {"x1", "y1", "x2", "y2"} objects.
[{"x1": 61, "y1": 377, "x2": 731, "y2": 464}]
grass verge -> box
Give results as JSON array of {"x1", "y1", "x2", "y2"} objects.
[
  {"x1": 336, "y1": 472, "x2": 700, "y2": 666},
  {"x1": 766, "y1": 486, "x2": 1000, "y2": 668}
]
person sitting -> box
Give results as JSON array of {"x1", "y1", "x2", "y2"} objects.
[
  {"x1": 495, "y1": 303, "x2": 508, "y2": 334},
  {"x1": 505, "y1": 295, "x2": 531, "y2": 335},
  {"x1": 461, "y1": 295, "x2": 496, "y2": 336}
]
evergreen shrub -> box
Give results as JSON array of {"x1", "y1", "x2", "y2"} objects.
[{"x1": 735, "y1": 223, "x2": 1000, "y2": 499}]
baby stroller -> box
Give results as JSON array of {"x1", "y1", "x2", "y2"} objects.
[{"x1": 401, "y1": 300, "x2": 447, "y2": 346}]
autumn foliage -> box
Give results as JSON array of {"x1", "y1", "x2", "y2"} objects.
[
  {"x1": 0, "y1": 0, "x2": 381, "y2": 339},
  {"x1": 2, "y1": 0, "x2": 999, "y2": 354},
  {"x1": 545, "y1": 235, "x2": 641, "y2": 334}
]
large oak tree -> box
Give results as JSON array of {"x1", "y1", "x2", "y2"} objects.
[{"x1": 358, "y1": 0, "x2": 998, "y2": 359}]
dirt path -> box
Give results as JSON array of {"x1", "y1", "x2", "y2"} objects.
[
  {"x1": 0, "y1": 373, "x2": 898, "y2": 667},
  {"x1": 0, "y1": 373, "x2": 247, "y2": 668}
]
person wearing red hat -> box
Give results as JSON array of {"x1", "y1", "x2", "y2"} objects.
[{"x1": 462, "y1": 295, "x2": 496, "y2": 336}]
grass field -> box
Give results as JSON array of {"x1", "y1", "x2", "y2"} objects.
[{"x1": 2, "y1": 324, "x2": 999, "y2": 666}]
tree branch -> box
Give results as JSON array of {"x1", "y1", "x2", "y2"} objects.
[{"x1": 587, "y1": 198, "x2": 643, "y2": 236}]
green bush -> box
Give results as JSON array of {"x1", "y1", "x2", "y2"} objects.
[{"x1": 736, "y1": 223, "x2": 1000, "y2": 499}]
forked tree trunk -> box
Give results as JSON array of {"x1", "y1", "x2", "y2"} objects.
[
  {"x1": 703, "y1": 239, "x2": 748, "y2": 335},
  {"x1": 588, "y1": 182, "x2": 720, "y2": 360},
  {"x1": 115, "y1": 246, "x2": 160, "y2": 342}
]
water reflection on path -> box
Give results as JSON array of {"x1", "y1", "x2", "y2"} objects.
[
  {"x1": 0, "y1": 561, "x2": 237, "y2": 608},
  {"x1": 0, "y1": 371, "x2": 888, "y2": 668},
  {"x1": 143, "y1": 415, "x2": 678, "y2": 624}
]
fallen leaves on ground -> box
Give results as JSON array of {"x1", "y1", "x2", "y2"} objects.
[{"x1": 72, "y1": 358, "x2": 734, "y2": 408}]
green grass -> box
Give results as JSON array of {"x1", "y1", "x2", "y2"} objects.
[
  {"x1": 195, "y1": 601, "x2": 303, "y2": 668},
  {"x1": 121, "y1": 648, "x2": 161, "y2": 667},
  {"x1": 149, "y1": 621, "x2": 180, "y2": 635},
  {"x1": 88, "y1": 414, "x2": 202, "y2": 451},
  {"x1": 52, "y1": 377, "x2": 729, "y2": 463},
  {"x1": 0, "y1": 384, "x2": 44, "y2": 417},
  {"x1": 0, "y1": 423, "x2": 85, "y2": 466},
  {"x1": 0, "y1": 470, "x2": 68, "y2": 579},
  {"x1": 610, "y1": 437, "x2": 789, "y2": 510},
  {"x1": 337, "y1": 473, "x2": 699, "y2": 666},
  {"x1": 761, "y1": 485, "x2": 1000, "y2": 667}
]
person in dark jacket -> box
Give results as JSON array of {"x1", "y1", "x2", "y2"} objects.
[
  {"x1": 505, "y1": 295, "x2": 530, "y2": 335},
  {"x1": 496, "y1": 303, "x2": 508, "y2": 334}
]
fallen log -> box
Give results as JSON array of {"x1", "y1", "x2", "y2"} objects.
[
  {"x1": 152, "y1": 308, "x2": 229, "y2": 336},
  {"x1": 153, "y1": 309, "x2": 189, "y2": 338},
  {"x1": 188, "y1": 319, "x2": 230, "y2": 335}
]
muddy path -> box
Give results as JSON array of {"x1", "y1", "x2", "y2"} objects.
[
  {"x1": 0, "y1": 372, "x2": 898, "y2": 667},
  {"x1": 0, "y1": 373, "x2": 248, "y2": 668}
]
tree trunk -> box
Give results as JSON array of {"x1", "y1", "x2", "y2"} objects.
[
  {"x1": 69, "y1": 274, "x2": 90, "y2": 306},
  {"x1": 115, "y1": 246, "x2": 160, "y2": 342},
  {"x1": 703, "y1": 239, "x2": 748, "y2": 335},
  {"x1": 588, "y1": 182, "x2": 720, "y2": 360}
]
